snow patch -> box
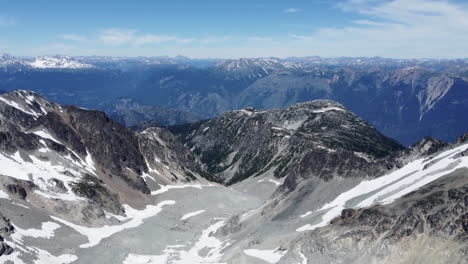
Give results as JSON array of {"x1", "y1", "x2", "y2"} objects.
[
  {"x1": 51, "y1": 200, "x2": 175, "y2": 248},
  {"x1": 0, "y1": 190, "x2": 10, "y2": 200},
  {"x1": 311, "y1": 106, "x2": 344, "y2": 114},
  {"x1": 151, "y1": 184, "x2": 212, "y2": 196},
  {"x1": 33, "y1": 130, "x2": 61, "y2": 144},
  {"x1": 123, "y1": 219, "x2": 229, "y2": 264},
  {"x1": 258, "y1": 178, "x2": 282, "y2": 186},
  {"x1": 0, "y1": 151, "x2": 88, "y2": 202},
  {"x1": 11, "y1": 221, "x2": 61, "y2": 242},
  {"x1": 0, "y1": 96, "x2": 43, "y2": 117},
  {"x1": 181, "y1": 210, "x2": 205, "y2": 221},
  {"x1": 299, "y1": 252, "x2": 308, "y2": 264},
  {"x1": 243, "y1": 248, "x2": 287, "y2": 263}
]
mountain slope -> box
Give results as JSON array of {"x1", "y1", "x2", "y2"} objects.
[
  {"x1": 0, "y1": 90, "x2": 209, "y2": 221},
  {"x1": 170, "y1": 100, "x2": 404, "y2": 186},
  {"x1": 0, "y1": 90, "x2": 467, "y2": 263}
]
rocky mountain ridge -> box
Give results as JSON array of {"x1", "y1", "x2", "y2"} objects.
[
  {"x1": 0, "y1": 90, "x2": 209, "y2": 224},
  {"x1": 169, "y1": 100, "x2": 404, "y2": 186},
  {"x1": 0, "y1": 90, "x2": 466, "y2": 263}
]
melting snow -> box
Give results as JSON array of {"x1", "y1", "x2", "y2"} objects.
[
  {"x1": 5, "y1": 221, "x2": 76, "y2": 264},
  {"x1": 151, "y1": 184, "x2": 213, "y2": 196},
  {"x1": 123, "y1": 219, "x2": 229, "y2": 264},
  {"x1": 0, "y1": 190, "x2": 10, "y2": 200},
  {"x1": 311, "y1": 107, "x2": 344, "y2": 114},
  {"x1": 0, "y1": 96, "x2": 43, "y2": 117},
  {"x1": 0, "y1": 151, "x2": 89, "y2": 201},
  {"x1": 11, "y1": 222, "x2": 61, "y2": 242},
  {"x1": 257, "y1": 179, "x2": 282, "y2": 186},
  {"x1": 299, "y1": 252, "x2": 308, "y2": 264},
  {"x1": 297, "y1": 143, "x2": 468, "y2": 232},
  {"x1": 51, "y1": 200, "x2": 175, "y2": 248},
  {"x1": 181, "y1": 210, "x2": 206, "y2": 221},
  {"x1": 33, "y1": 130, "x2": 61, "y2": 144},
  {"x1": 243, "y1": 248, "x2": 287, "y2": 263}
]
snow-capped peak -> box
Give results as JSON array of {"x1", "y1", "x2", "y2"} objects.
[{"x1": 27, "y1": 56, "x2": 94, "y2": 69}]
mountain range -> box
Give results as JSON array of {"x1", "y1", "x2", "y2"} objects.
[
  {"x1": 1, "y1": 54, "x2": 468, "y2": 145},
  {"x1": 0, "y1": 90, "x2": 466, "y2": 263}
]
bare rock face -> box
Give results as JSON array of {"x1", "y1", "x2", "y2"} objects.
[
  {"x1": 70, "y1": 174, "x2": 124, "y2": 215},
  {"x1": 0, "y1": 214, "x2": 14, "y2": 257},
  {"x1": 65, "y1": 105, "x2": 150, "y2": 194},
  {"x1": 410, "y1": 136, "x2": 449, "y2": 156},
  {"x1": 4, "y1": 184, "x2": 27, "y2": 199},
  {"x1": 218, "y1": 215, "x2": 242, "y2": 236},
  {"x1": 286, "y1": 172, "x2": 468, "y2": 263},
  {"x1": 170, "y1": 100, "x2": 404, "y2": 188},
  {"x1": 137, "y1": 127, "x2": 212, "y2": 184}
]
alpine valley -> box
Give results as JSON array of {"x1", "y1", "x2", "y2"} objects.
[{"x1": 0, "y1": 55, "x2": 467, "y2": 264}]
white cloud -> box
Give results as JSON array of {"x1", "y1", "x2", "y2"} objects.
[
  {"x1": 289, "y1": 34, "x2": 314, "y2": 41},
  {"x1": 198, "y1": 36, "x2": 232, "y2": 44},
  {"x1": 351, "y1": 19, "x2": 388, "y2": 26},
  {"x1": 134, "y1": 34, "x2": 177, "y2": 45},
  {"x1": 63, "y1": 34, "x2": 87, "y2": 41},
  {"x1": 99, "y1": 28, "x2": 197, "y2": 45},
  {"x1": 99, "y1": 28, "x2": 136, "y2": 45},
  {"x1": 247, "y1": 36, "x2": 272, "y2": 42},
  {"x1": 0, "y1": 15, "x2": 16, "y2": 26},
  {"x1": 290, "y1": 0, "x2": 468, "y2": 58},
  {"x1": 284, "y1": 8, "x2": 301, "y2": 13}
]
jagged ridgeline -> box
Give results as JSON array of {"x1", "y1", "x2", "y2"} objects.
[
  {"x1": 0, "y1": 89, "x2": 467, "y2": 264},
  {"x1": 169, "y1": 100, "x2": 404, "y2": 186}
]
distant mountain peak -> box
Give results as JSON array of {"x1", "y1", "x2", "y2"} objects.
[{"x1": 27, "y1": 56, "x2": 94, "y2": 69}]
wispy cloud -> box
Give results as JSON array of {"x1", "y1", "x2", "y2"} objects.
[
  {"x1": 99, "y1": 28, "x2": 198, "y2": 45},
  {"x1": 0, "y1": 15, "x2": 16, "y2": 26},
  {"x1": 290, "y1": 0, "x2": 468, "y2": 58},
  {"x1": 289, "y1": 34, "x2": 314, "y2": 41},
  {"x1": 63, "y1": 34, "x2": 87, "y2": 41},
  {"x1": 133, "y1": 34, "x2": 177, "y2": 45},
  {"x1": 247, "y1": 36, "x2": 272, "y2": 42},
  {"x1": 284, "y1": 8, "x2": 301, "y2": 13},
  {"x1": 198, "y1": 36, "x2": 232, "y2": 44},
  {"x1": 99, "y1": 28, "x2": 136, "y2": 45}
]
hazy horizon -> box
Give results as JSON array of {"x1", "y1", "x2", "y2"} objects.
[{"x1": 2, "y1": 52, "x2": 467, "y2": 61}]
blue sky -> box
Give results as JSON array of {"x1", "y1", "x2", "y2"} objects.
[{"x1": 1, "y1": 0, "x2": 468, "y2": 58}]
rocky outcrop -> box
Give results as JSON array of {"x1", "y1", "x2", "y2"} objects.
[
  {"x1": 285, "y1": 170, "x2": 468, "y2": 264},
  {"x1": 137, "y1": 127, "x2": 212, "y2": 184},
  {"x1": 0, "y1": 214, "x2": 14, "y2": 257},
  {"x1": 65, "y1": 106, "x2": 150, "y2": 194},
  {"x1": 409, "y1": 136, "x2": 449, "y2": 156}
]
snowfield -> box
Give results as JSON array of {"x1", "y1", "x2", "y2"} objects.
[
  {"x1": 297, "y1": 142, "x2": 468, "y2": 232},
  {"x1": 51, "y1": 200, "x2": 176, "y2": 248},
  {"x1": 243, "y1": 248, "x2": 288, "y2": 264},
  {"x1": 123, "y1": 219, "x2": 229, "y2": 264}
]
